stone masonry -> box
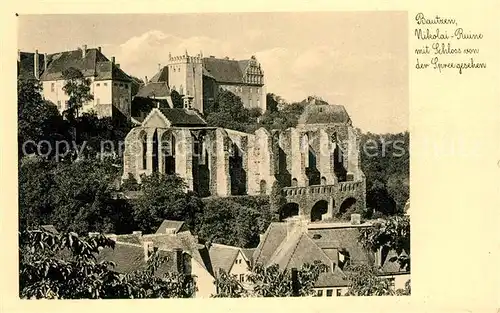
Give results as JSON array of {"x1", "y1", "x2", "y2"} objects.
[{"x1": 122, "y1": 98, "x2": 366, "y2": 222}]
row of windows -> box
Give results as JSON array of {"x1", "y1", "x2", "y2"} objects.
[
  {"x1": 50, "y1": 81, "x2": 129, "y2": 92},
  {"x1": 316, "y1": 289, "x2": 343, "y2": 297},
  {"x1": 57, "y1": 98, "x2": 129, "y2": 107},
  {"x1": 96, "y1": 82, "x2": 128, "y2": 89},
  {"x1": 225, "y1": 86, "x2": 261, "y2": 94}
]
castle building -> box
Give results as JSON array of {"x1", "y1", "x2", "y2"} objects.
[
  {"x1": 135, "y1": 51, "x2": 266, "y2": 114},
  {"x1": 17, "y1": 45, "x2": 132, "y2": 120},
  {"x1": 122, "y1": 98, "x2": 366, "y2": 222}
]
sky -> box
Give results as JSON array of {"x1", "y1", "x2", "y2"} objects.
[{"x1": 18, "y1": 12, "x2": 408, "y2": 133}]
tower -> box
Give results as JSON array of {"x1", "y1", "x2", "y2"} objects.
[{"x1": 167, "y1": 51, "x2": 203, "y2": 113}]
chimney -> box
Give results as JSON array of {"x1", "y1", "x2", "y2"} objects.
[
  {"x1": 82, "y1": 44, "x2": 87, "y2": 58},
  {"x1": 172, "y1": 248, "x2": 183, "y2": 273},
  {"x1": 132, "y1": 230, "x2": 142, "y2": 236},
  {"x1": 34, "y1": 50, "x2": 39, "y2": 79},
  {"x1": 158, "y1": 63, "x2": 161, "y2": 71},
  {"x1": 116, "y1": 63, "x2": 120, "y2": 69},
  {"x1": 350, "y1": 214, "x2": 361, "y2": 225},
  {"x1": 97, "y1": 46, "x2": 102, "y2": 53},
  {"x1": 144, "y1": 76, "x2": 148, "y2": 84},
  {"x1": 111, "y1": 56, "x2": 115, "y2": 64},
  {"x1": 43, "y1": 53, "x2": 48, "y2": 72},
  {"x1": 143, "y1": 241, "x2": 154, "y2": 262}
]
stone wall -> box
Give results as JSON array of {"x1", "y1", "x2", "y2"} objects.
[{"x1": 121, "y1": 110, "x2": 365, "y2": 216}]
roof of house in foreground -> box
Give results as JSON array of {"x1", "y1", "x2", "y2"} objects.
[{"x1": 252, "y1": 219, "x2": 407, "y2": 288}]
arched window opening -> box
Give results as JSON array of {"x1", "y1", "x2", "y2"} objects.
[{"x1": 311, "y1": 200, "x2": 328, "y2": 222}]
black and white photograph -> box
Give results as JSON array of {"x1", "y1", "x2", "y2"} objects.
[{"x1": 17, "y1": 11, "x2": 410, "y2": 299}]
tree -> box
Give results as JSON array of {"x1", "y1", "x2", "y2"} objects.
[
  {"x1": 19, "y1": 228, "x2": 196, "y2": 299},
  {"x1": 266, "y1": 93, "x2": 279, "y2": 113},
  {"x1": 360, "y1": 131, "x2": 409, "y2": 215},
  {"x1": 49, "y1": 159, "x2": 122, "y2": 234},
  {"x1": 344, "y1": 263, "x2": 395, "y2": 296},
  {"x1": 197, "y1": 197, "x2": 272, "y2": 248},
  {"x1": 358, "y1": 215, "x2": 411, "y2": 271},
  {"x1": 205, "y1": 89, "x2": 254, "y2": 132},
  {"x1": 17, "y1": 79, "x2": 68, "y2": 158},
  {"x1": 132, "y1": 173, "x2": 203, "y2": 234},
  {"x1": 211, "y1": 269, "x2": 248, "y2": 298},
  {"x1": 18, "y1": 156, "x2": 57, "y2": 229},
  {"x1": 246, "y1": 261, "x2": 328, "y2": 297},
  {"x1": 62, "y1": 67, "x2": 94, "y2": 122}
]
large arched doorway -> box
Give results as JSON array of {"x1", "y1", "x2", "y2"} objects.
[
  {"x1": 338, "y1": 197, "x2": 357, "y2": 217},
  {"x1": 310, "y1": 200, "x2": 328, "y2": 222},
  {"x1": 280, "y1": 203, "x2": 299, "y2": 221}
]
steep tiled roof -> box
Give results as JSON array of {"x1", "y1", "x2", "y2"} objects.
[
  {"x1": 142, "y1": 231, "x2": 212, "y2": 275},
  {"x1": 279, "y1": 233, "x2": 333, "y2": 270},
  {"x1": 156, "y1": 220, "x2": 186, "y2": 234},
  {"x1": 241, "y1": 248, "x2": 255, "y2": 263},
  {"x1": 18, "y1": 52, "x2": 45, "y2": 80},
  {"x1": 39, "y1": 48, "x2": 131, "y2": 82},
  {"x1": 237, "y1": 60, "x2": 250, "y2": 75},
  {"x1": 97, "y1": 242, "x2": 146, "y2": 274},
  {"x1": 314, "y1": 267, "x2": 350, "y2": 288},
  {"x1": 96, "y1": 242, "x2": 181, "y2": 276},
  {"x1": 136, "y1": 82, "x2": 171, "y2": 98},
  {"x1": 157, "y1": 108, "x2": 207, "y2": 127},
  {"x1": 149, "y1": 66, "x2": 169, "y2": 83},
  {"x1": 252, "y1": 223, "x2": 287, "y2": 266},
  {"x1": 202, "y1": 57, "x2": 245, "y2": 84},
  {"x1": 115, "y1": 234, "x2": 142, "y2": 245},
  {"x1": 298, "y1": 103, "x2": 351, "y2": 125},
  {"x1": 209, "y1": 244, "x2": 240, "y2": 276},
  {"x1": 307, "y1": 227, "x2": 374, "y2": 265}
]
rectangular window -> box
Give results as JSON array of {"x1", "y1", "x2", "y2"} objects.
[
  {"x1": 114, "y1": 83, "x2": 118, "y2": 86},
  {"x1": 124, "y1": 84, "x2": 128, "y2": 89},
  {"x1": 57, "y1": 100, "x2": 61, "y2": 109},
  {"x1": 336, "y1": 289, "x2": 342, "y2": 296},
  {"x1": 326, "y1": 289, "x2": 333, "y2": 297},
  {"x1": 119, "y1": 83, "x2": 124, "y2": 87},
  {"x1": 96, "y1": 83, "x2": 100, "y2": 87},
  {"x1": 317, "y1": 290, "x2": 323, "y2": 297},
  {"x1": 96, "y1": 98, "x2": 100, "y2": 105},
  {"x1": 64, "y1": 101, "x2": 69, "y2": 109},
  {"x1": 239, "y1": 274, "x2": 244, "y2": 282},
  {"x1": 51, "y1": 83, "x2": 55, "y2": 92},
  {"x1": 104, "y1": 82, "x2": 108, "y2": 86}
]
